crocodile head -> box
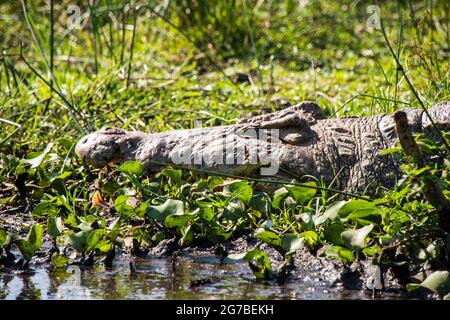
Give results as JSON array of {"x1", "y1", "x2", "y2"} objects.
[
  {"x1": 422, "y1": 102, "x2": 450, "y2": 134},
  {"x1": 75, "y1": 126, "x2": 129, "y2": 167}
]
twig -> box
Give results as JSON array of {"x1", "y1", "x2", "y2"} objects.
[{"x1": 394, "y1": 111, "x2": 450, "y2": 233}]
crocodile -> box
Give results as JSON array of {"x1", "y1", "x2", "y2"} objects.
[{"x1": 75, "y1": 101, "x2": 449, "y2": 191}]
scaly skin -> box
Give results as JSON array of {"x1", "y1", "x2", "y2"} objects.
[{"x1": 75, "y1": 101, "x2": 449, "y2": 191}]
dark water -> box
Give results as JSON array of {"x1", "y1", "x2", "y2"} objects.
[{"x1": 0, "y1": 254, "x2": 398, "y2": 300}]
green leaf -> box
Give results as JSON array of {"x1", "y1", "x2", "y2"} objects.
[
  {"x1": 420, "y1": 271, "x2": 450, "y2": 297},
  {"x1": 207, "y1": 176, "x2": 223, "y2": 189},
  {"x1": 299, "y1": 230, "x2": 319, "y2": 248},
  {"x1": 228, "y1": 252, "x2": 249, "y2": 260},
  {"x1": 180, "y1": 225, "x2": 194, "y2": 246},
  {"x1": 378, "y1": 147, "x2": 401, "y2": 156},
  {"x1": 161, "y1": 168, "x2": 183, "y2": 185},
  {"x1": 27, "y1": 224, "x2": 43, "y2": 251},
  {"x1": 341, "y1": 224, "x2": 373, "y2": 250},
  {"x1": 68, "y1": 230, "x2": 91, "y2": 252},
  {"x1": 271, "y1": 187, "x2": 289, "y2": 209},
  {"x1": 116, "y1": 161, "x2": 143, "y2": 175},
  {"x1": 226, "y1": 181, "x2": 253, "y2": 204},
  {"x1": 165, "y1": 214, "x2": 193, "y2": 229},
  {"x1": 32, "y1": 202, "x2": 57, "y2": 218},
  {"x1": 0, "y1": 228, "x2": 7, "y2": 247},
  {"x1": 22, "y1": 143, "x2": 54, "y2": 168},
  {"x1": 148, "y1": 199, "x2": 184, "y2": 223},
  {"x1": 405, "y1": 283, "x2": 421, "y2": 292},
  {"x1": 200, "y1": 206, "x2": 214, "y2": 221},
  {"x1": 208, "y1": 225, "x2": 233, "y2": 244},
  {"x1": 321, "y1": 245, "x2": 355, "y2": 264},
  {"x1": 250, "y1": 192, "x2": 270, "y2": 216},
  {"x1": 338, "y1": 199, "x2": 379, "y2": 225},
  {"x1": 86, "y1": 229, "x2": 105, "y2": 252},
  {"x1": 114, "y1": 195, "x2": 134, "y2": 218},
  {"x1": 285, "y1": 181, "x2": 317, "y2": 205},
  {"x1": 48, "y1": 217, "x2": 63, "y2": 238},
  {"x1": 314, "y1": 201, "x2": 346, "y2": 225},
  {"x1": 323, "y1": 223, "x2": 345, "y2": 245},
  {"x1": 15, "y1": 239, "x2": 35, "y2": 261},
  {"x1": 107, "y1": 218, "x2": 121, "y2": 241},
  {"x1": 51, "y1": 253, "x2": 69, "y2": 268},
  {"x1": 255, "y1": 228, "x2": 281, "y2": 248},
  {"x1": 280, "y1": 233, "x2": 303, "y2": 254},
  {"x1": 338, "y1": 199, "x2": 374, "y2": 217},
  {"x1": 96, "y1": 240, "x2": 113, "y2": 253},
  {"x1": 56, "y1": 137, "x2": 75, "y2": 151},
  {"x1": 229, "y1": 248, "x2": 272, "y2": 280},
  {"x1": 223, "y1": 199, "x2": 246, "y2": 220}
]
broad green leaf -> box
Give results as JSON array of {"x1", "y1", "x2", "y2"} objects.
[
  {"x1": 229, "y1": 248, "x2": 272, "y2": 279},
  {"x1": 255, "y1": 229, "x2": 281, "y2": 248},
  {"x1": 228, "y1": 252, "x2": 249, "y2": 260},
  {"x1": 285, "y1": 181, "x2": 317, "y2": 205},
  {"x1": 22, "y1": 143, "x2": 54, "y2": 168},
  {"x1": 56, "y1": 137, "x2": 74, "y2": 151},
  {"x1": 0, "y1": 228, "x2": 6, "y2": 246},
  {"x1": 281, "y1": 233, "x2": 303, "y2": 254},
  {"x1": 209, "y1": 225, "x2": 233, "y2": 244},
  {"x1": 226, "y1": 181, "x2": 253, "y2": 204},
  {"x1": 363, "y1": 244, "x2": 381, "y2": 257},
  {"x1": 15, "y1": 240, "x2": 35, "y2": 261},
  {"x1": 114, "y1": 195, "x2": 134, "y2": 218},
  {"x1": 250, "y1": 192, "x2": 270, "y2": 216},
  {"x1": 420, "y1": 271, "x2": 450, "y2": 297},
  {"x1": 405, "y1": 283, "x2": 421, "y2": 292},
  {"x1": 27, "y1": 224, "x2": 43, "y2": 251},
  {"x1": 48, "y1": 217, "x2": 63, "y2": 238},
  {"x1": 260, "y1": 219, "x2": 273, "y2": 230},
  {"x1": 96, "y1": 240, "x2": 113, "y2": 253},
  {"x1": 165, "y1": 214, "x2": 193, "y2": 228},
  {"x1": 338, "y1": 199, "x2": 376, "y2": 218},
  {"x1": 107, "y1": 218, "x2": 121, "y2": 241},
  {"x1": 338, "y1": 199, "x2": 380, "y2": 225},
  {"x1": 223, "y1": 199, "x2": 246, "y2": 220},
  {"x1": 180, "y1": 225, "x2": 194, "y2": 246},
  {"x1": 51, "y1": 253, "x2": 69, "y2": 268},
  {"x1": 299, "y1": 230, "x2": 319, "y2": 248},
  {"x1": 86, "y1": 229, "x2": 105, "y2": 252},
  {"x1": 200, "y1": 206, "x2": 214, "y2": 221},
  {"x1": 341, "y1": 224, "x2": 373, "y2": 250},
  {"x1": 322, "y1": 245, "x2": 355, "y2": 264},
  {"x1": 247, "y1": 248, "x2": 272, "y2": 280},
  {"x1": 271, "y1": 187, "x2": 289, "y2": 209},
  {"x1": 32, "y1": 202, "x2": 57, "y2": 218},
  {"x1": 323, "y1": 223, "x2": 345, "y2": 245},
  {"x1": 68, "y1": 230, "x2": 91, "y2": 252},
  {"x1": 116, "y1": 161, "x2": 143, "y2": 175},
  {"x1": 314, "y1": 201, "x2": 346, "y2": 225},
  {"x1": 207, "y1": 176, "x2": 223, "y2": 189},
  {"x1": 161, "y1": 168, "x2": 183, "y2": 185},
  {"x1": 148, "y1": 199, "x2": 184, "y2": 223}
]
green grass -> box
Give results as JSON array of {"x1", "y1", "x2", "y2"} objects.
[{"x1": 0, "y1": 0, "x2": 450, "y2": 296}]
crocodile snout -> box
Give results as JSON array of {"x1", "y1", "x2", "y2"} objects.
[{"x1": 75, "y1": 127, "x2": 126, "y2": 167}]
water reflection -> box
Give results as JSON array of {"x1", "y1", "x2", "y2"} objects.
[{"x1": 0, "y1": 254, "x2": 396, "y2": 300}]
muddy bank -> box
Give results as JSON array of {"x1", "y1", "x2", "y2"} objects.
[{"x1": 0, "y1": 210, "x2": 438, "y2": 300}]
